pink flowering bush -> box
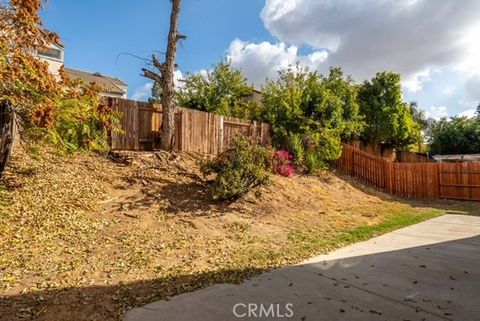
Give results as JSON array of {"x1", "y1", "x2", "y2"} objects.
[
  {"x1": 273, "y1": 150, "x2": 295, "y2": 177},
  {"x1": 277, "y1": 164, "x2": 294, "y2": 177}
]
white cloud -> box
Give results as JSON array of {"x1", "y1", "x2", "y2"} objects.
[
  {"x1": 455, "y1": 24, "x2": 480, "y2": 75},
  {"x1": 227, "y1": 0, "x2": 480, "y2": 94},
  {"x1": 426, "y1": 106, "x2": 449, "y2": 120},
  {"x1": 465, "y1": 75, "x2": 480, "y2": 102},
  {"x1": 131, "y1": 82, "x2": 153, "y2": 101},
  {"x1": 442, "y1": 85, "x2": 455, "y2": 96},
  {"x1": 173, "y1": 70, "x2": 185, "y2": 88},
  {"x1": 260, "y1": 0, "x2": 480, "y2": 84},
  {"x1": 458, "y1": 109, "x2": 477, "y2": 118},
  {"x1": 403, "y1": 69, "x2": 432, "y2": 93},
  {"x1": 227, "y1": 39, "x2": 327, "y2": 86}
]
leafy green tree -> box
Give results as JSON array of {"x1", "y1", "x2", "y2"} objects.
[
  {"x1": 177, "y1": 60, "x2": 259, "y2": 118},
  {"x1": 428, "y1": 117, "x2": 480, "y2": 154},
  {"x1": 148, "y1": 81, "x2": 162, "y2": 104},
  {"x1": 409, "y1": 101, "x2": 429, "y2": 131},
  {"x1": 324, "y1": 67, "x2": 365, "y2": 140},
  {"x1": 357, "y1": 72, "x2": 421, "y2": 150},
  {"x1": 260, "y1": 65, "x2": 365, "y2": 167}
]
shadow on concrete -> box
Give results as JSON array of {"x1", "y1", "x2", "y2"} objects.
[{"x1": 2, "y1": 232, "x2": 479, "y2": 321}]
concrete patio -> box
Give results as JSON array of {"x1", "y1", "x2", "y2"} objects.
[{"x1": 124, "y1": 214, "x2": 480, "y2": 321}]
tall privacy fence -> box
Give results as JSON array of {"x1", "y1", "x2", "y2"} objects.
[
  {"x1": 337, "y1": 144, "x2": 480, "y2": 202},
  {"x1": 106, "y1": 98, "x2": 271, "y2": 154}
]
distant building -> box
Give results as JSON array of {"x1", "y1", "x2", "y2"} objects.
[
  {"x1": 37, "y1": 43, "x2": 128, "y2": 98},
  {"x1": 433, "y1": 154, "x2": 480, "y2": 163},
  {"x1": 37, "y1": 43, "x2": 65, "y2": 78},
  {"x1": 63, "y1": 68, "x2": 128, "y2": 99},
  {"x1": 246, "y1": 88, "x2": 262, "y2": 104}
]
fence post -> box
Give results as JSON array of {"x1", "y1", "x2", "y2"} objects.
[
  {"x1": 219, "y1": 116, "x2": 224, "y2": 153},
  {"x1": 351, "y1": 146, "x2": 355, "y2": 175},
  {"x1": 133, "y1": 100, "x2": 139, "y2": 151},
  {"x1": 437, "y1": 162, "x2": 442, "y2": 199}
]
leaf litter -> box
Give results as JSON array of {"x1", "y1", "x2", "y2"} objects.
[{"x1": 0, "y1": 146, "x2": 449, "y2": 320}]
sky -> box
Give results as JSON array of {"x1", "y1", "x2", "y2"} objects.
[{"x1": 41, "y1": 0, "x2": 480, "y2": 118}]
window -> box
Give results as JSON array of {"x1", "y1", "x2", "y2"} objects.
[{"x1": 38, "y1": 47, "x2": 62, "y2": 60}]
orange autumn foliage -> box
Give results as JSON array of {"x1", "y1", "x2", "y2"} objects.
[{"x1": 1, "y1": 0, "x2": 119, "y2": 152}]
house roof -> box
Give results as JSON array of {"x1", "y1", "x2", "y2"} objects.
[
  {"x1": 37, "y1": 25, "x2": 65, "y2": 48},
  {"x1": 64, "y1": 68, "x2": 127, "y2": 95}
]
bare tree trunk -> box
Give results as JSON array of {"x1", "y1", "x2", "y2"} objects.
[
  {"x1": 160, "y1": 0, "x2": 181, "y2": 150},
  {"x1": 0, "y1": 101, "x2": 15, "y2": 177},
  {"x1": 142, "y1": 0, "x2": 183, "y2": 151}
]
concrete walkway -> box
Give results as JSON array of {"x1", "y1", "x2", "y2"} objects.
[{"x1": 124, "y1": 214, "x2": 480, "y2": 321}]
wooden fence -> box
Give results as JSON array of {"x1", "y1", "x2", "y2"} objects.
[
  {"x1": 106, "y1": 98, "x2": 270, "y2": 154},
  {"x1": 337, "y1": 144, "x2": 480, "y2": 201},
  {"x1": 396, "y1": 151, "x2": 433, "y2": 163}
]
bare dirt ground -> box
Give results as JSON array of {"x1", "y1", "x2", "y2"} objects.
[{"x1": 0, "y1": 147, "x2": 477, "y2": 321}]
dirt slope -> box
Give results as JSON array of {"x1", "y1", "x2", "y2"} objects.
[{"x1": 0, "y1": 147, "x2": 472, "y2": 321}]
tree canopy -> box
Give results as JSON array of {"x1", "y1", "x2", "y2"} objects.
[
  {"x1": 357, "y1": 72, "x2": 422, "y2": 150},
  {"x1": 428, "y1": 117, "x2": 480, "y2": 155},
  {"x1": 0, "y1": 0, "x2": 61, "y2": 129},
  {"x1": 260, "y1": 66, "x2": 365, "y2": 166},
  {"x1": 176, "y1": 60, "x2": 259, "y2": 119},
  {"x1": 148, "y1": 81, "x2": 162, "y2": 104}
]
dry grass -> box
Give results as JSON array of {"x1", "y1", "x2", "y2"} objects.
[{"x1": 0, "y1": 146, "x2": 476, "y2": 320}]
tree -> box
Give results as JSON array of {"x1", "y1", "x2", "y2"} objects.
[
  {"x1": 357, "y1": 72, "x2": 421, "y2": 151},
  {"x1": 0, "y1": 0, "x2": 60, "y2": 135},
  {"x1": 323, "y1": 67, "x2": 365, "y2": 141},
  {"x1": 143, "y1": 0, "x2": 184, "y2": 150},
  {"x1": 0, "y1": 0, "x2": 118, "y2": 172},
  {"x1": 260, "y1": 65, "x2": 365, "y2": 167},
  {"x1": 476, "y1": 103, "x2": 480, "y2": 119},
  {"x1": 1, "y1": 0, "x2": 62, "y2": 173},
  {"x1": 428, "y1": 117, "x2": 480, "y2": 154},
  {"x1": 148, "y1": 81, "x2": 162, "y2": 104},
  {"x1": 177, "y1": 60, "x2": 258, "y2": 119},
  {"x1": 409, "y1": 101, "x2": 429, "y2": 131}
]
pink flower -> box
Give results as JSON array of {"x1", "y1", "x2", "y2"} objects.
[
  {"x1": 274, "y1": 150, "x2": 294, "y2": 177},
  {"x1": 277, "y1": 164, "x2": 294, "y2": 177},
  {"x1": 274, "y1": 150, "x2": 292, "y2": 162}
]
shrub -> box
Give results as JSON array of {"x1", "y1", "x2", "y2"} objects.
[
  {"x1": 311, "y1": 129, "x2": 343, "y2": 167},
  {"x1": 47, "y1": 99, "x2": 118, "y2": 154},
  {"x1": 304, "y1": 152, "x2": 322, "y2": 173},
  {"x1": 285, "y1": 133, "x2": 305, "y2": 166},
  {"x1": 201, "y1": 135, "x2": 271, "y2": 200},
  {"x1": 273, "y1": 150, "x2": 295, "y2": 177},
  {"x1": 277, "y1": 164, "x2": 294, "y2": 177},
  {"x1": 280, "y1": 131, "x2": 341, "y2": 173}
]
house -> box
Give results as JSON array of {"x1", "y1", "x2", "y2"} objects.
[
  {"x1": 37, "y1": 43, "x2": 128, "y2": 98},
  {"x1": 37, "y1": 43, "x2": 65, "y2": 78},
  {"x1": 63, "y1": 68, "x2": 128, "y2": 99},
  {"x1": 246, "y1": 88, "x2": 262, "y2": 104}
]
